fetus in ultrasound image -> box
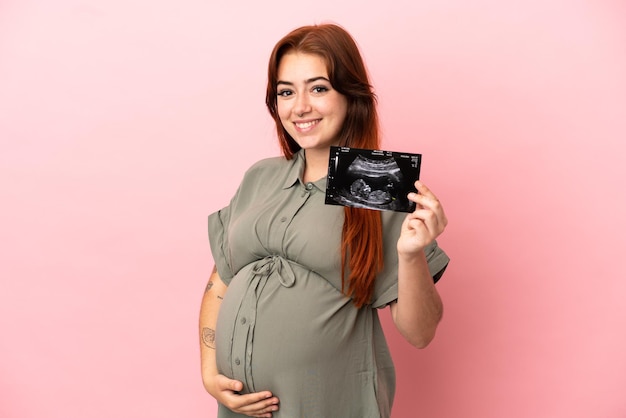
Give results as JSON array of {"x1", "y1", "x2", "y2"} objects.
[{"x1": 326, "y1": 147, "x2": 421, "y2": 213}]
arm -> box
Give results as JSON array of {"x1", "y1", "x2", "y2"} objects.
[
  {"x1": 199, "y1": 267, "x2": 279, "y2": 417},
  {"x1": 389, "y1": 181, "x2": 447, "y2": 348}
]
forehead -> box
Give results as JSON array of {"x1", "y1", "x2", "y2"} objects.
[{"x1": 277, "y1": 52, "x2": 329, "y2": 80}]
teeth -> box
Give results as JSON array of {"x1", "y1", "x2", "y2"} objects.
[{"x1": 295, "y1": 120, "x2": 318, "y2": 129}]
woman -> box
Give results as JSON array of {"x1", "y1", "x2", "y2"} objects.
[{"x1": 199, "y1": 23, "x2": 449, "y2": 418}]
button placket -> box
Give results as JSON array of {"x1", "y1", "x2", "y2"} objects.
[{"x1": 230, "y1": 272, "x2": 265, "y2": 393}]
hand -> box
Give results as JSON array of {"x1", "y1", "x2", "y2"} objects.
[
  {"x1": 397, "y1": 181, "x2": 448, "y2": 256},
  {"x1": 207, "y1": 374, "x2": 279, "y2": 417}
]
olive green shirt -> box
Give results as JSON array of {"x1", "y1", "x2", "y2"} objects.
[{"x1": 208, "y1": 150, "x2": 449, "y2": 418}]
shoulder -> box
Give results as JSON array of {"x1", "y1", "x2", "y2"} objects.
[
  {"x1": 246, "y1": 155, "x2": 291, "y2": 174},
  {"x1": 238, "y1": 155, "x2": 298, "y2": 190}
]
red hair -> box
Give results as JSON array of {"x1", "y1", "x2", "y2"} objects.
[{"x1": 265, "y1": 24, "x2": 384, "y2": 307}]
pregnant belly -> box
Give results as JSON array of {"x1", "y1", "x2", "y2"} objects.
[{"x1": 215, "y1": 260, "x2": 365, "y2": 394}]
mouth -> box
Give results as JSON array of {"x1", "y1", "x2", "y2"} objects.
[{"x1": 294, "y1": 119, "x2": 321, "y2": 131}]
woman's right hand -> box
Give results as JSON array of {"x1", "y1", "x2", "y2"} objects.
[{"x1": 206, "y1": 374, "x2": 279, "y2": 418}]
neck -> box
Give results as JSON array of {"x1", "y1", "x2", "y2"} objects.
[{"x1": 302, "y1": 148, "x2": 330, "y2": 183}]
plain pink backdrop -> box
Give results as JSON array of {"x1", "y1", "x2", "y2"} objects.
[{"x1": 1, "y1": 1, "x2": 625, "y2": 417}]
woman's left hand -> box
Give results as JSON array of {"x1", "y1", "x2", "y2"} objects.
[{"x1": 397, "y1": 181, "x2": 448, "y2": 256}]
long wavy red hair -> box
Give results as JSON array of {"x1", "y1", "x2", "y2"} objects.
[{"x1": 265, "y1": 24, "x2": 384, "y2": 308}]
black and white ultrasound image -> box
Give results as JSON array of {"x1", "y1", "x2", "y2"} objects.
[{"x1": 325, "y1": 146, "x2": 421, "y2": 212}]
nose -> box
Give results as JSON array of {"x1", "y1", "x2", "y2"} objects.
[{"x1": 293, "y1": 93, "x2": 311, "y2": 117}]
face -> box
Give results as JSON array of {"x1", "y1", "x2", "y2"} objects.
[{"x1": 276, "y1": 52, "x2": 348, "y2": 153}]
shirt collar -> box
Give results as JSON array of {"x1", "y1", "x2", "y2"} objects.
[
  {"x1": 281, "y1": 149, "x2": 328, "y2": 192},
  {"x1": 281, "y1": 149, "x2": 306, "y2": 189}
]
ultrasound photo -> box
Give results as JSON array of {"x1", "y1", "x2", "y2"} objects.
[{"x1": 325, "y1": 146, "x2": 422, "y2": 213}]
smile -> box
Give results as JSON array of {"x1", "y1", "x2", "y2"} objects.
[{"x1": 294, "y1": 119, "x2": 320, "y2": 130}]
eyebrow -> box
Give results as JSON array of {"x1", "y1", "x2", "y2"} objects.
[{"x1": 276, "y1": 76, "x2": 330, "y2": 86}]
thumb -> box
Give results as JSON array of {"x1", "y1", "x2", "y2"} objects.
[{"x1": 217, "y1": 374, "x2": 243, "y2": 392}]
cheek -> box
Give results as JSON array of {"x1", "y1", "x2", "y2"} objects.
[
  {"x1": 276, "y1": 101, "x2": 291, "y2": 121},
  {"x1": 276, "y1": 103, "x2": 294, "y2": 134},
  {"x1": 326, "y1": 96, "x2": 348, "y2": 122}
]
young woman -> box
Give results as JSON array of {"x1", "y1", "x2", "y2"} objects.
[{"x1": 199, "y1": 23, "x2": 449, "y2": 418}]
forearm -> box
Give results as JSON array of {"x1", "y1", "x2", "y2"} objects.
[
  {"x1": 391, "y1": 250, "x2": 443, "y2": 348},
  {"x1": 199, "y1": 270, "x2": 280, "y2": 415},
  {"x1": 199, "y1": 267, "x2": 226, "y2": 392}
]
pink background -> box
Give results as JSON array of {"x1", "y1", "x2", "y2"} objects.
[{"x1": 1, "y1": 1, "x2": 625, "y2": 417}]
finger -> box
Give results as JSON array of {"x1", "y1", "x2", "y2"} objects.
[
  {"x1": 404, "y1": 214, "x2": 447, "y2": 247},
  {"x1": 230, "y1": 392, "x2": 278, "y2": 412},
  {"x1": 249, "y1": 400, "x2": 280, "y2": 417},
  {"x1": 238, "y1": 393, "x2": 278, "y2": 407},
  {"x1": 413, "y1": 180, "x2": 442, "y2": 204},
  {"x1": 405, "y1": 218, "x2": 428, "y2": 235},
  {"x1": 405, "y1": 209, "x2": 440, "y2": 232},
  {"x1": 408, "y1": 194, "x2": 446, "y2": 229},
  {"x1": 409, "y1": 191, "x2": 441, "y2": 212},
  {"x1": 216, "y1": 374, "x2": 244, "y2": 393},
  {"x1": 414, "y1": 180, "x2": 436, "y2": 198},
  {"x1": 226, "y1": 393, "x2": 265, "y2": 406},
  {"x1": 239, "y1": 399, "x2": 279, "y2": 418}
]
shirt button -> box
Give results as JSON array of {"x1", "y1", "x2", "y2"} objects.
[
  {"x1": 241, "y1": 317, "x2": 247, "y2": 325},
  {"x1": 305, "y1": 182, "x2": 314, "y2": 190},
  {"x1": 235, "y1": 358, "x2": 241, "y2": 366}
]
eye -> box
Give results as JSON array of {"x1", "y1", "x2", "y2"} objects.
[
  {"x1": 277, "y1": 89, "x2": 293, "y2": 97},
  {"x1": 312, "y1": 86, "x2": 329, "y2": 94}
]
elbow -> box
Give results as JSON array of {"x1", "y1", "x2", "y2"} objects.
[
  {"x1": 391, "y1": 300, "x2": 443, "y2": 349},
  {"x1": 406, "y1": 328, "x2": 437, "y2": 349},
  {"x1": 393, "y1": 320, "x2": 439, "y2": 349},
  {"x1": 396, "y1": 313, "x2": 442, "y2": 349}
]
